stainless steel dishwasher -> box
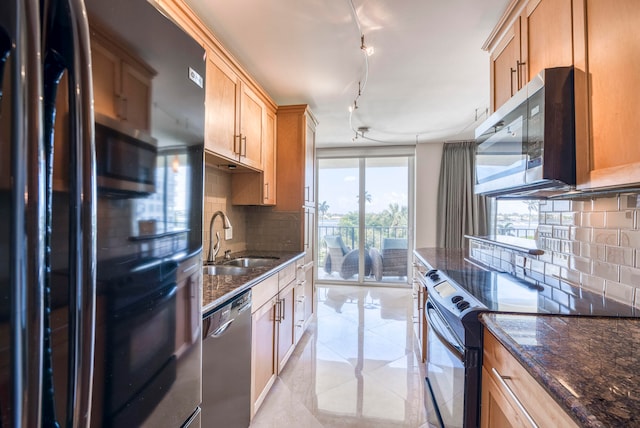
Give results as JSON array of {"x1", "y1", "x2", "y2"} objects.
[{"x1": 202, "y1": 289, "x2": 252, "y2": 427}]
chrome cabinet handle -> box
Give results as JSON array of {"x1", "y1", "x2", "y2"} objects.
[
  {"x1": 274, "y1": 299, "x2": 281, "y2": 322},
  {"x1": 516, "y1": 60, "x2": 527, "y2": 89},
  {"x1": 492, "y1": 367, "x2": 538, "y2": 428},
  {"x1": 264, "y1": 182, "x2": 269, "y2": 200},
  {"x1": 234, "y1": 134, "x2": 240, "y2": 155},
  {"x1": 510, "y1": 67, "x2": 517, "y2": 96}
]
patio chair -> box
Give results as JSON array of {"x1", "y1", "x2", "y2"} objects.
[
  {"x1": 323, "y1": 235, "x2": 371, "y2": 279},
  {"x1": 369, "y1": 238, "x2": 408, "y2": 281}
]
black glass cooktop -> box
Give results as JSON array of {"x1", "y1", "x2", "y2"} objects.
[{"x1": 441, "y1": 268, "x2": 637, "y2": 317}]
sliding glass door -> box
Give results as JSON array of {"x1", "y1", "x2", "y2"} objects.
[
  {"x1": 364, "y1": 157, "x2": 409, "y2": 283},
  {"x1": 317, "y1": 151, "x2": 413, "y2": 285},
  {"x1": 317, "y1": 159, "x2": 361, "y2": 283}
]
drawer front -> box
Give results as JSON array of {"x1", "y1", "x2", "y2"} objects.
[
  {"x1": 278, "y1": 261, "x2": 296, "y2": 290},
  {"x1": 252, "y1": 274, "x2": 279, "y2": 313},
  {"x1": 483, "y1": 330, "x2": 578, "y2": 428}
]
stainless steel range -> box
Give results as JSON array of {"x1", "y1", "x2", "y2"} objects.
[{"x1": 419, "y1": 266, "x2": 636, "y2": 428}]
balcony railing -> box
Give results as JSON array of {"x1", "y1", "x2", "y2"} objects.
[
  {"x1": 494, "y1": 227, "x2": 537, "y2": 239},
  {"x1": 318, "y1": 224, "x2": 408, "y2": 259}
]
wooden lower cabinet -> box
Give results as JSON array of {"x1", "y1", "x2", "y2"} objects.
[
  {"x1": 251, "y1": 259, "x2": 312, "y2": 418},
  {"x1": 481, "y1": 329, "x2": 578, "y2": 428},
  {"x1": 251, "y1": 295, "x2": 277, "y2": 417},
  {"x1": 276, "y1": 281, "x2": 296, "y2": 373},
  {"x1": 412, "y1": 258, "x2": 427, "y2": 363}
]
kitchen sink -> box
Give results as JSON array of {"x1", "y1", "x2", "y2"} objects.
[
  {"x1": 223, "y1": 256, "x2": 279, "y2": 268},
  {"x1": 203, "y1": 265, "x2": 251, "y2": 276}
]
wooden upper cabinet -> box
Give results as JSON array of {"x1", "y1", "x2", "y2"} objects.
[
  {"x1": 90, "y1": 23, "x2": 154, "y2": 131},
  {"x1": 275, "y1": 105, "x2": 317, "y2": 212},
  {"x1": 490, "y1": 19, "x2": 521, "y2": 112},
  {"x1": 486, "y1": 0, "x2": 572, "y2": 112},
  {"x1": 263, "y1": 109, "x2": 277, "y2": 205},
  {"x1": 522, "y1": 0, "x2": 573, "y2": 82},
  {"x1": 205, "y1": 50, "x2": 264, "y2": 170},
  {"x1": 205, "y1": 52, "x2": 240, "y2": 161},
  {"x1": 239, "y1": 84, "x2": 264, "y2": 169},
  {"x1": 231, "y1": 106, "x2": 277, "y2": 206},
  {"x1": 304, "y1": 119, "x2": 316, "y2": 207},
  {"x1": 574, "y1": 0, "x2": 640, "y2": 189}
]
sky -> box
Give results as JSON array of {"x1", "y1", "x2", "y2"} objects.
[{"x1": 317, "y1": 162, "x2": 408, "y2": 216}]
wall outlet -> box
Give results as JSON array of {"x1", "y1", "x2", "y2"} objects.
[{"x1": 225, "y1": 226, "x2": 233, "y2": 240}]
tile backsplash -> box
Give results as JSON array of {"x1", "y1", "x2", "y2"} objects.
[
  {"x1": 469, "y1": 193, "x2": 640, "y2": 308},
  {"x1": 203, "y1": 166, "x2": 302, "y2": 258},
  {"x1": 203, "y1": 166, "x2": 248, "y2": 258}
]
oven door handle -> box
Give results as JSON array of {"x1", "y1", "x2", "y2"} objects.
[{"x1": 426, "y1": 302, "x2": 465, "y2": 360}]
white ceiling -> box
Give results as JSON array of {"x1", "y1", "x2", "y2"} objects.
[{"x1": 183, "y1": 0, "x2": 510, "y2": 148}]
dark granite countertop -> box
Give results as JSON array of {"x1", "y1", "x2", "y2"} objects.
[
  {"x1": 481, "y1": 313, "x2": 640, "y2": 428},
  {"x1": 414, "y1": 247, "x2": 482, "y2": 272},
  {"x1": 466, "y1": 234, "x2": 544, "y2": 255},
  {"x1": 202, "y1": 251, "x2": 304, "y2": 316}
]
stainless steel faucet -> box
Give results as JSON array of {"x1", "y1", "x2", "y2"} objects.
[{"x1": 207, "y1": 210, "x2": 232, "y2": 264}]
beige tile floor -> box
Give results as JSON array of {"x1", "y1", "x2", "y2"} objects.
[{"x1": 250, "y1": 284, "x2": 432, "y2": 428}]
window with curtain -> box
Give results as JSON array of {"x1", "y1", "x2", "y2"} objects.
[{"x1": 436, "y1": 141, "x2": 488, "y2": 248}]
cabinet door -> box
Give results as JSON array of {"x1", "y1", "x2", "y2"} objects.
[
  {"x1": 121, "y1": 62, "x2": 152, "y2": 131},
  {"x1": 229, "y1": 107, "x2": 275, "y2": 206},
  {"x1": 293, "y1": 277, "x2": 306, "y2": 343},
  {"x1": 304, "y1": 114, "x2": 316, "y2": 206},
  {"x1": 263, "y1": 108, "x2": 276, "y2": 205},
  {"x1": 574, "y1": 0, "x2": 640, "y2": 189},
  {"x1": 481, "y1": 367, "x2": 522, "y2": 428},
  {"x1": 522, "y1": 0, "x2": 573, "y2": 83},
  {"x1": 276, "y1": 282, "x2": 296, "y2": 373},
  {"x1": 251, "y1": 298, "x2": 277, "y2": 416},
  {"x1": 412, "y1": 273, "x2": 426, "y2": 363},
  {"x1": 490, "y1": 19, "x2": 521, "y2": 112},
  {"x1": 91, "y1": 39, "x2": 121, "y2": 121},
  {"x1": 206, "y1": 53, "x2": 240, "y2": 161},
  {"x1": 303, "y1": 266, "x2": 314, "y2": 325},
  {"x1": 303, "y1": 208, "x2": 315, "y2": 265},
  {"x1": 239, "y1": 84, "x2": 263, "y2": 170}
]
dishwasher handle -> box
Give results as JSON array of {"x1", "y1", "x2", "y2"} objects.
[
  {"x1": 204, "y1": 290, "x2": 252, "y2": 338},
  {"x1": 209, "y1": 319, "x2": 234, "y2": 338}
]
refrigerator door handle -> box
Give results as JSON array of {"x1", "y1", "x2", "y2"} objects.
[
  {"x1": 65, "y1": 1, "x2": 97, "y2": 426},
  {"x1": 42, "y1": 0, "x2": 96, "y2": 425},
  {"x1": 1, "y1": 0, "x2": 46, "y2": 427}
]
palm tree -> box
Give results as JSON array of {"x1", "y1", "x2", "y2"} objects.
[
  {"x1": 524, "y1": 201, "x2": 539, "y2": 229},
  {"x1": 318, "y1": 201, "x2": 330, "y2": 219},
  {"x1": 357, "y1": 191, "x2": 372, "y2": 204},
  {"x1": 384, "y1": 203, "x2": 405, "y2": 227}
]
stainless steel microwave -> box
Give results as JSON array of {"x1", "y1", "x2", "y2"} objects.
[
  {"x1": 474, "y1": 67, "x2": 575, "y2": 197},
  {"x1": 95, "y1": 113, "x2": 157, "y2": 196}
]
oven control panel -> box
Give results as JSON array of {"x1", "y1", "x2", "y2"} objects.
[{"x1": 422, "y1": 269, "x2": 484, "y2": 315}]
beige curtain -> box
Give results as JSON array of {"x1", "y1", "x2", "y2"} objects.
[{"x1": 436, "y1": 141, "x2": 488, "y2": 248}]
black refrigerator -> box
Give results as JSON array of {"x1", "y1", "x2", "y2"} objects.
[{"x1": 0, "y1": 0, "x2": 205, "y2": 426}]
